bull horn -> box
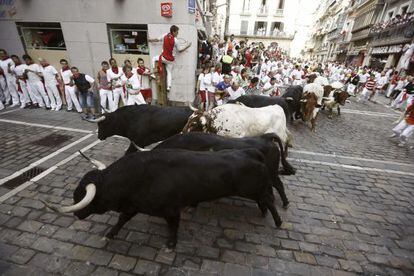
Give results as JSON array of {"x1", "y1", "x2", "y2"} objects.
[
  {"x1": 42, "y1": 183, "x2": 96, "y2": 213},
  {"x1": 131, "y1": 141, "x2": 151, "y2": 151},
  {"x1": 79, "y1": 151, "x2": 106, "y2": 170},
  {"x1": 285, "y1": 97, "x2": 293, "y2": 101},
  {"x1": 86, "y1": 116, "x2": 106, "y2": 123},
  {"x1": 100, "y1": 105, "x2": 111, "y2": 114},
  {"x1": 300, "y1": 99, "x2": 307, "y2": 103},
  {"x1": 188, "y1": 102, "x2": 198, "y2": 112}
]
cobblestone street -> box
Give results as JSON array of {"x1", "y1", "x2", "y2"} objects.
[{"x1": 0, "y1": 96, "x2": 413, "y2": 276}]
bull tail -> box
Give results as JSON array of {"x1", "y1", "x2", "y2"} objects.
[{"x1": 265, "y1": 133, "x2": 296, "y2": 176}]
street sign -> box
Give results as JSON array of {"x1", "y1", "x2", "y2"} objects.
[
  {"x1": 188, "y1": 0, "x2": 195, "y2": 13},
  {"x1": 161, "y1": 2, "x2": 172, "y2": 17}
]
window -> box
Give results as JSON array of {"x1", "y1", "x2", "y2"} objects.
[
  {"x1": 271, "y1": 22, "x2": 284, "y2": 32},
  {"x1": 254, "y1": 21, "x2": 267, "y2": 35},
  {"x1": 108, "y1": 24, "x2": 148, "y2": 55},
  {"x1": 278, "y1": 0, "x2": 284, "y2": 9},
  {"x1": 400, "y1": 5, "x2": 409, "y2": 15},
  {"x1": 17, "y1": 22, "x2": 66, "y2": 50},
  {"x1": 240, "y1": 21, "x2": 249, "y2": 35}
]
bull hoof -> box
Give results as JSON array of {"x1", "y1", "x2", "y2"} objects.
[
  {"x1": 275, "y1": 220, "x2": 283, "y2": 228},
  {"x1": 261, "y1": 209, "x2": 268, "y2": 217},
  {"x1": 283, "y1": 202, "x2": 289, "y2": 209}
]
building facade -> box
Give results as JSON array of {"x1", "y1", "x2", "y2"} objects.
[
  {"x1": 307, "y1": 0, "x2": 414, "y2": 73},
  {"x1": 224, "y1": 0, "x2": 295, "y2": 53},
  {"x1": 0, "y1": 0, "x2": 202, "y2": 104}
]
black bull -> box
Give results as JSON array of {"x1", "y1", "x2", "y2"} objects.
[
  {"x1": 281, "y1": 85, "x2": 304, "y2": 121},
  {"x1": 43, "y1": 149, "x2": 281, "y2": 249},
  {"x1": 153, "y1": 132, "x2": 296, "y2": 208},
  {"x1": 93, "y1": 105, "x2": 193, "y2": 154}
]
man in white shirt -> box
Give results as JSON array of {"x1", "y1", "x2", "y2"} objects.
[
  {"x1": 376, "y1": 71, "x2": 388, "y2": 95},
  {"x1": 262, "y1": 77, "x2": 278, "y2": 96},
  {"x1": 226, "y1": 81, "x2": 245, "y2": 101},
  {"x1": 0, "y1": 49, "x2": 22, "y2": 107},
  {"x1": 11, "y1": 55, "x2": 32, "y2": 108},
  {"x1": 290, "y1": 65, "x2": 303, "y2": 86},
  {"x1": 60, "y1": 59, "x2": 82, "y2": 113},
  {"x1": 39, "y1": 58, "x2": 62, "y2": 111},
  {"x1": 358, "y1": 69, "x2": 370, "y2": 93},
  {"x1": 122, "y1": 66, "x2": 146, "y2": 106},
  {"x1": 23, "y1": 55, "x2": 51, "y2": 109},
  {"x1": 107, "y1": 58, "x2": 125, "y2": 111}
]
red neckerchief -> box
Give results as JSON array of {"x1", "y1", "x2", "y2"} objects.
[
  {"x1": 62, "y1": 66, "x2": 70, "y2": 72},
  {"x1": 27, "y1": 61, "x2": 34, "y2": 65},
  {"x1": 112, "y1": 66, "x2": 119, "y2": 74},
  {"x1": 137, "y1": 66, "x2": 147, "y2": 75},
  {"x1": 1, "y1": 56, "x2": 9, "y2": 61},
  {"x1": 126, "y1": 72, "x2": 134, "y2": 79},
  {"x1": 42, "y1": 63, "x2": 50, "y2": 68}
]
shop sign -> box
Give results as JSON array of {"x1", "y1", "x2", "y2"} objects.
[
  {"x1": 372, "y1": 44, "x2": 404, "y2": 55},
  {"x1": 161, "y1": 2, "x2": 172, "y2": 17},
  {"x1": 188, "y1": 0, "x2": 195, "y2": 13}
]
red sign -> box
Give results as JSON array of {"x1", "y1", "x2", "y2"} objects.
[{"x1": 161, "y1": 2, "x2": 172, "y2": 17}]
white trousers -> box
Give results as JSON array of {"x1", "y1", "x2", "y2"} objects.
[
  {"x1": 99, "y1": 89, "x2": 114, "y2": 113},
  {"x1": 28, "y1": 81, "x2": 50, "y2": 108},
  {"x1": 393, "y1": 120, "x2": 414, "y2": 139},
  {"x1": 386, "y1": 84, "x2": 396, "y2": 97},
  {"x1": 358, "y1": 88, "x2": 372, "y2": 103},
  {"x1": 0, "y1": 76, "x2": 10, "y2": 103},
  {"x1": 6, "y1": 77, "x2": 22, "y2": 105},
  {"x1": 18, "y1": 80, "x2": 36, "y2": 105},
  {"x1": 152, "y1": 55, "x2": 174, "y2": 89},
  {"x1": 112, "y1": 87, "x2": 125, "y2": 111},
  {"x1": 347, "y1": 84, "x2": 356, "y2": 96},
  {"x1": 45, "y1": 83, "x2": 62, "y2": 110},
  {"x1": 126, "y1": 92, "x2": 146, "y2": 106},
  {"x1": 65, "y1": 85, "x2": 82, "y2": 112}
]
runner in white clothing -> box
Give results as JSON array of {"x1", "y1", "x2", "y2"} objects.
[
  {"x1": 23, "y1": 55, "x2": 50, "y2": 109},
  {"x1": 11, "y1": 55, "x2": 32, "y2": 108},
  {"x1": 39, "y1": 58, "x2": 62, "y2": 111},
  {"x1": 60, "y1": 59, "x2": 82, "y2": 112},
  {"x1": 107, "y1": 58, "x2": 125, "y2": 111},
  {"x1": 0, "y1": 49, "x2": 22, "y2": 106},
  {"x1": 122, "y1": 66, "x2": 146, "y2": 106}
]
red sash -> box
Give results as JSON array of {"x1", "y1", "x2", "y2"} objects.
[{"x1": 158, "y1": 33, "x2": 175, "y2": 75}]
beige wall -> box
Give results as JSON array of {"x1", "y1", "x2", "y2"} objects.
[
  {"x1": 26, "y1": 49, "x2": 68, "y2": 71},
  {"x1": 0, "y1": 0, "x2": 198, "y2": 103}
]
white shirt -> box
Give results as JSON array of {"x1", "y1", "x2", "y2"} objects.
[
  {"x1": 122, "y1": 73, "x2": 141, "y2": 94},
  {"x1": 107, "y1": 67, "x2": 124, "y2": 87},
  {"x1": 135, "y1": 67, "x2": 151, "y2": 89},
  {"x1": 203, "y1": 73, "x2": 215, "y2": 93},
  {"x1": 212, "y1": 71, "x2": 222, "y2": 87},
  {"x1": 377, "y1": 76, "x2": 387, "y2": 87},
  {"x1": 158, "y1": 33, "x2": 183, "y2": 58},
  {"x1": 290, "y1": 69, "x2": 302, "y2": 80},
  {"x1": 359, "y1": 73, "x2": 369, "y2": 83},
  {"x1": 83, "y1": 74, "x2": 95, "y2": 83},
  {"x1": 42, "y1": 65, "x2": 59, "y2": 85},
  {"x1": 262, "y1": 82, "x2": 276, "y2": 96},
  {"x1": 13, "y1": 64, "x2": 28, "y2": 78},
  {"x1": 0, "y1": 58, "x2": 15, "y2": 78},
  {"x1": 198, "y1": 73, "x2": 206, "y2": 91},
  {"x1": 61, "y1": 68, "x2": 73, "y2": 85},
  {"x1": 227, "y1": 86, "x2": 245, "y2": 100},
  {"x1": 27, "y1": 63, "x2": 42, "y2": 83}
]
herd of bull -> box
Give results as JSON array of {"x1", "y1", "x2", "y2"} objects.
[{"x1": 42, "y1": 78, "x2": 350, "y2": 250}]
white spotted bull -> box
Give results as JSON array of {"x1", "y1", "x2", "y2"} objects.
[{"x1": 183, "y1": 103, "x2": 293, "y2": 151}]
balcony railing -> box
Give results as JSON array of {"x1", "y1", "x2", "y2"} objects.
[
  {"x1": 274, "y1": 9, "x2": 283, "y2": 17},
  {"x1": 370, "y1": 22, "x2": 414, "y2": 46}
]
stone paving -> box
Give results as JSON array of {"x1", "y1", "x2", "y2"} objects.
[{"x1": 0, "y1": 96, "x2": 413, "y2": 275}]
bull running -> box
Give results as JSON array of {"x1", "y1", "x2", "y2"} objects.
[{"x1": 42, "y1": 76, "x2": 355, "y2": 250}]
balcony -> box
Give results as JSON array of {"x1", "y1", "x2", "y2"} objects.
[
  {"x1": 257, "y1": 5, "x2": 268, "y2": 17},
  {"x1": 370, "y1": 22, "x2": 414, "y2": 46},
  {"x1": 274, "y1": 9, "x2": 284, "y2": 17}
]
